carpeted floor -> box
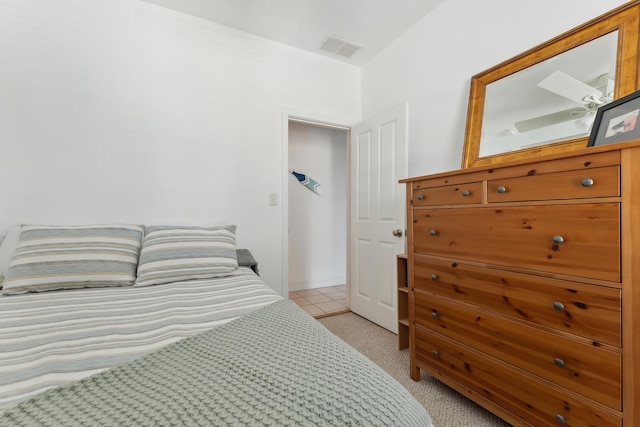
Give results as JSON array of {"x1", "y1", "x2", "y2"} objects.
[{"x1": 318, "y1": 312, "x2": 512, "y2": 427}]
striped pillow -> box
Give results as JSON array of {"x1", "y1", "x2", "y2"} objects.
[
  {"x1": 2, "y1": 224, "x2": 144, "y2": 295},
  {"x1": 0, "y1": 225, "x2": 25, "y2": 290},
  {"x1": 134, "y1": 225, "x2": 238, "y2": 287}
]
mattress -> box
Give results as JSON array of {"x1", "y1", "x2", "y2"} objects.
[
  {"x1": 1, "y1": 266, "x2": 432, "y2": 426},
  {"x1": 1, "y1": 299, "x2": 432, "y2": 426},
  {"x1": 0, "y1": 267, "x2": 281, "y2": 414}
]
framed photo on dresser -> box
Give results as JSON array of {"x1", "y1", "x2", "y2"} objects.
[{"x1": 588, "y1": 90, "x2": 640, "y2": 147}]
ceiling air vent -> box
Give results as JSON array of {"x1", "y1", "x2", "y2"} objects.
[{"x1": 319, "y1": 35, "x2": 362, "y2": 58}]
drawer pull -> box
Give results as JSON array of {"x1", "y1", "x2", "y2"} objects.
[
  {"x1": 553, "y1": 358, "x2": 566, "y2": 368},
  {"x1": 461, "y1": 189, "x2": 470, "y2": 197},
  {"x1": 417, "y1": 194, "x2": 424, "y2": 201},
  {"x1": 429, "y1": 229, "x2": 438, "y2": 236},
  {"x1": 430, "y1": 274, "x2": 438, "y2": 281},
  {"x1": 552, "y1": 235, "x2": 564, "y2": 244},
  {"x1": 554, "y1": 414, "x2": 566, "y2": 424},
  {"x1": 497, "y1": 185, "x2": 506, "y2": 193},
  {"x1": 581, "y1": 178, "x2": 594, "y2": 187},
  {"x1": 432, "y1": 350, "x2": 439, "y2": 358},
  {"x1": 431, "y1": 310, "x2": 439, "y2": 319},
  {"x1": 553, "y1": 301, "x2": 565, "y2": 311}
]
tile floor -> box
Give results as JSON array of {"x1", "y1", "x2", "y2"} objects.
[{"x1": 289, "y1": 285, "x2": 350, "y2": 318}]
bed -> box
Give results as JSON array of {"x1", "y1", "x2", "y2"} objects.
[{"x1": 0, "y1": 224, "x2": 432, "y2": 426}]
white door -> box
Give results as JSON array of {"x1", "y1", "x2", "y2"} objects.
[{"x1": 349, "y1": 103, "x2": 407, "y2": 332}]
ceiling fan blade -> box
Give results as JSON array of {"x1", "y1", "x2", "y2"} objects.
[
  {"x1": 538, "y1": 70, "x2": 603, "y2": 104},
  {"x1": 514, "y1": 107, "x2": 588, "y2": 132}
]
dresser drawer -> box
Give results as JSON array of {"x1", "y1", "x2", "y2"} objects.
[
  {"x1": 414, "y1": 256, "x2": 621, "y2": 346},
  {"x1": 412, "y1": 203, "x2": 620, "y2": 282},
  {"x1": 415, "y1": 327, "x2": 622, "y2": 427},
  {"x1": 415, "y1": 293, "x2": 621, "y2": 410},
  {"x1": 412, "y1": 181, "x2": 483, "y2": 206},
  {"x1": 487, "y1": 166, "x2": 619, "y2": 202}
]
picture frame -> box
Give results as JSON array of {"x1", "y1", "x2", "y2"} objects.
[{"x1": 588, "y1": 89, "x2": 640, "y2": 147}]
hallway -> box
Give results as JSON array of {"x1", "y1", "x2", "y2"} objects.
[{"x1": 289, "y1": 285, "x2": 349, "y2": 318}]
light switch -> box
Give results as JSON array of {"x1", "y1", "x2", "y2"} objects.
[{"x1": 268, "y1": 193, "x2": 278, "y2": 206}]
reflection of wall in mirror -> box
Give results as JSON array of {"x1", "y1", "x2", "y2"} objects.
[{"x1": 479, "y1": 123, "x2": 589, "y2": 156}]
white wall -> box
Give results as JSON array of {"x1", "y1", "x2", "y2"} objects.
[
  {"x1": 361, "y1": 0, "x2": 630, "y2": 178},
  {"x1": 287, "y1": 122, "x2": 347, "y2": 291},
  {"x1": 0, "y1": 0, "x2": 360, "y2": 296}
]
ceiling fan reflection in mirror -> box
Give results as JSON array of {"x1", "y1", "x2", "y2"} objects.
[{"x1": 514, "y1": 71, "x2": 614, "y2": 132}]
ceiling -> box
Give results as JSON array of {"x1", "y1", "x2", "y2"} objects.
[{"x1": 140, "y1": 0, "x2": 445, "y2": 65}]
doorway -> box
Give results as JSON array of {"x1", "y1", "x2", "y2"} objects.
[{"x1": 287, "y1": 120, "x2": 349, "y2": 318}]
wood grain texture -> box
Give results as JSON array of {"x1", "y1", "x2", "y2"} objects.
[
  {"x1": 396, "y1": 254, "x2": 409, "y2": 350},
  {"x1": 486, "y1": 166, "x2": 619, "y2": 202},
  {"x1": 412, "y1": 182, "x2": 483, "y2": 207},
  {"x1": 415, "y1": 293, "x2": 621, "y2": 410},
  {"x1": 413, "y1": 255, "x2": 621, "y2": 346},
  {"x1": 404, "y1": 140, "x2": 640, "y2": 425},
  {"x1": 413, "y1": 204, "x2": 620, "y2": 282},
  {"x1": 620, "y1": 146, "x2": 640, "y2": 424},
  {"x1": 415, "y1": 328, "x2": 622, "y2": 427},
  {"x1": 405, "y1": 183, "x2": 421, "y2": 381}
]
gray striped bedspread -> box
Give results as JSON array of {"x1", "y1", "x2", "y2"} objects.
[
  {"x1": 0, "y1": 299, "x2": 431, "y2": 426},
  {"x1": 0, "y1": 267, "x2": 281, "y2": 414}
]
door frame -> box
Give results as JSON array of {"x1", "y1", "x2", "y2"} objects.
[{"x1": 281, "y1": 108, "x2": 357, "y2": 299}]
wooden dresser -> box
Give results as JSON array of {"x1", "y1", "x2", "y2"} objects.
[{"x1": 401, "y1": 141, "x2": 640, "y2": 426}]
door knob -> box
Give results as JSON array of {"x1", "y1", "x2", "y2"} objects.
[{"x1": 392, "y1": 229, "x2": 403, "y2": 237}]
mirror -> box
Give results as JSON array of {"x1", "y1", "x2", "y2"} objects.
[
  {"x1": 480, "y1": 32, "x2": 617, "y2": 157},
  {"x1": 462, "y1": 2, "x2": 640, "y2": 168}
]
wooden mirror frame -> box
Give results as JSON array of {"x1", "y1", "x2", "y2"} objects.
[{"x1": 461, "y1": 1, "x2": 640, "y2": 169}]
